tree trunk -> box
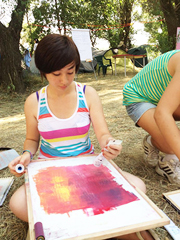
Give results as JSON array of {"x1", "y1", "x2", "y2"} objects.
[
  {"x1": 118, "y1": 0, "x2": 134, "y2": 50},
  {"x1": 0, "y1": 23, "x2": 24, "y2": 92},
  {"x1": 0, "y1": 0, "x2": 29, "y2": 93},
  {"x1": 123, "y1": 0, "x2": 133, "y2": 49},
  {"x1": 160, "y1": 0, "x2": 180, "y2": 47}
]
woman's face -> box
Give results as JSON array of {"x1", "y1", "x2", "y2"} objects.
[{"x1": 45, "y1": 62, "x2": 76, "y2": 91}]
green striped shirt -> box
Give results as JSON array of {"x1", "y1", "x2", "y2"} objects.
[{"x1": 123, "y1": 50, "x2": 180, "y2": 106}]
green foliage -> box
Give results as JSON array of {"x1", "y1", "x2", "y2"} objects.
[
  {"x1": 95, "y1": 0, "x2": 136, "y2": 49},
  {"x1": 144, "y1": 18, "x2": 174, "y2": 53},
  {"x1": 140, "y1": 0, "x2": 180, "y2": 52},
  {"x1": 156, "y1": 30, "x2": 174, "y2": 53},
  {"x1": 4, "y1": 0, "x2": 180, "y2": 55},
  {"x1": 21, "y1": 0, "x2": 137, "y2": 50}
]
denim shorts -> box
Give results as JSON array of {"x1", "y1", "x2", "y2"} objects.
[{"x1": 126, "y1": 102, "x2": 156, "y2": 127}]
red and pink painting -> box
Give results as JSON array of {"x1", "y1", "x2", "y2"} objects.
[{"x1": 33, "y1": 164, "x2": 139, "y2": 216}]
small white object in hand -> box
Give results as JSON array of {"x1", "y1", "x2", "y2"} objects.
[
  {"x1": 94, "y1": 140, "x2": 122, "y2": 167},
  {"x1": 15, "y1": 164, "x2": 24, "y2": 173},
  {"x1": 107, "y1": 139, "x2": 122, "y2": 146}
]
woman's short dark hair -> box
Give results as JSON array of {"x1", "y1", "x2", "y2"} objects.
[{"x1": 35, "y1": 34, "x2": 80, "y2": 77}]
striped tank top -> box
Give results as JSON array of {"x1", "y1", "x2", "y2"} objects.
[
  {"x1": 123, "y1": 50, "x2": 180, "y2": 106},
  {"x1": 37, "y1": 82, "x2": 94, "y2": 158}
]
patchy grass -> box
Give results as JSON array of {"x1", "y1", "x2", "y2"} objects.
[{"x1": 0, "y1": 69, "x2": 179, "y2": 240}]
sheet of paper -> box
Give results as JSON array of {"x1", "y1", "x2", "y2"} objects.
[
  {"x1": 0, "y1": 177, "x2": 14, "y2": 206},
  {"x1": 0, "y1": 149, "x2": 19, "y2": 170}
]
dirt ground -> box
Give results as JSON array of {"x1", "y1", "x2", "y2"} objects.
[{"x1": 0, "y1": 70, "x2": 179, "y2": 240}]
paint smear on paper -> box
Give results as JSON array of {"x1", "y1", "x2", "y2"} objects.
[{"x1": 33, "y1": 164, "x2": 139, "y2": 216}]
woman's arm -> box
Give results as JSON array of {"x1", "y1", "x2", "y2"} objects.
[
  {"x1": 9, "y1": 92, "x2": 40, "y2": 176},
  {"x1": 85, "y1": 86, "x2": 122, "y2": 160},
  {"x1": 154, "y1": 55, "x2": 180, "y2": 160},
  {"x1": 24, "y1": 92, "x2": 40, "y2": 155}
]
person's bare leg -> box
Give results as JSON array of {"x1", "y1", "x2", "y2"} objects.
[
  {"x1": 122, "y1": 171, "x2": 146, "y2": 193},
  {"x1": 137, "y1": 108, "x2": 173, "y2": 154},
  {"x1": 173, "y1": 105, "x2": 180, "y2": 121},
  {"x1": 9, "y1": 184, "x2": 28, "y2": 222}
]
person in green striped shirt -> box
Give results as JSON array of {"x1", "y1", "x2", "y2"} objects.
[{"x1": 123, "y1": 50, "x2": 180, "y2": 186}]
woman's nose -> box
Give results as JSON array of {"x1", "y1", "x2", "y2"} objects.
[{"x1": 59, "y1": 74, "x2": 68, "y2": 84}]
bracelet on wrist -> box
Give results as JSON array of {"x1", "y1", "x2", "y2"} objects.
[{"x1": 22, "y1": 150, "x2": 34, "y2": 160}]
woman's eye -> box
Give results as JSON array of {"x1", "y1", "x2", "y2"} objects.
[
  {"x1": 53, "y1": 73, "x2": 60, "y2": 76},
  {"x1": 68, "y1": 72, "x2": 74, "y2": 75}
]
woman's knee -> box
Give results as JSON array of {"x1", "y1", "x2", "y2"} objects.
[
  {"x1": 122, "y1": 171, "x2": 146, "y2": 193},
  {"x1": 9, "y1": 184, "x2": 28, "y2": 222},
  {"x1": 173, "y1": 105, "x2": 180, "y2": 120}
]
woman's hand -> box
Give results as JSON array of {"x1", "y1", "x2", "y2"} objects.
[
  {"x1": 8, "y1": 153, "x2": 31, "y2": 177},
  {"x1": 102, "y1": 138, "x2": 122, "y2": 160}
]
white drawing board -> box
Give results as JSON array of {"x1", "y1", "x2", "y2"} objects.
[
  {"x1": 72, "y1": 29, "x2": 92, "y2": 61},
  {"x1": 26, "y1": 155, "x2": 169, "y2": 240}
]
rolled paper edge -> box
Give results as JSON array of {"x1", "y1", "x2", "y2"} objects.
[{"x1": 34, "y1": 222, "x2": 45, "y2": 239}]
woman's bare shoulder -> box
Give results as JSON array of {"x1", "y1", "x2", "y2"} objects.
[
  {"x1": 84, "y1": 85, "x2": 97, "y2": 94},
  {"x1": 24, "y1": 92, "x2": 39, "y2": 114}
]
